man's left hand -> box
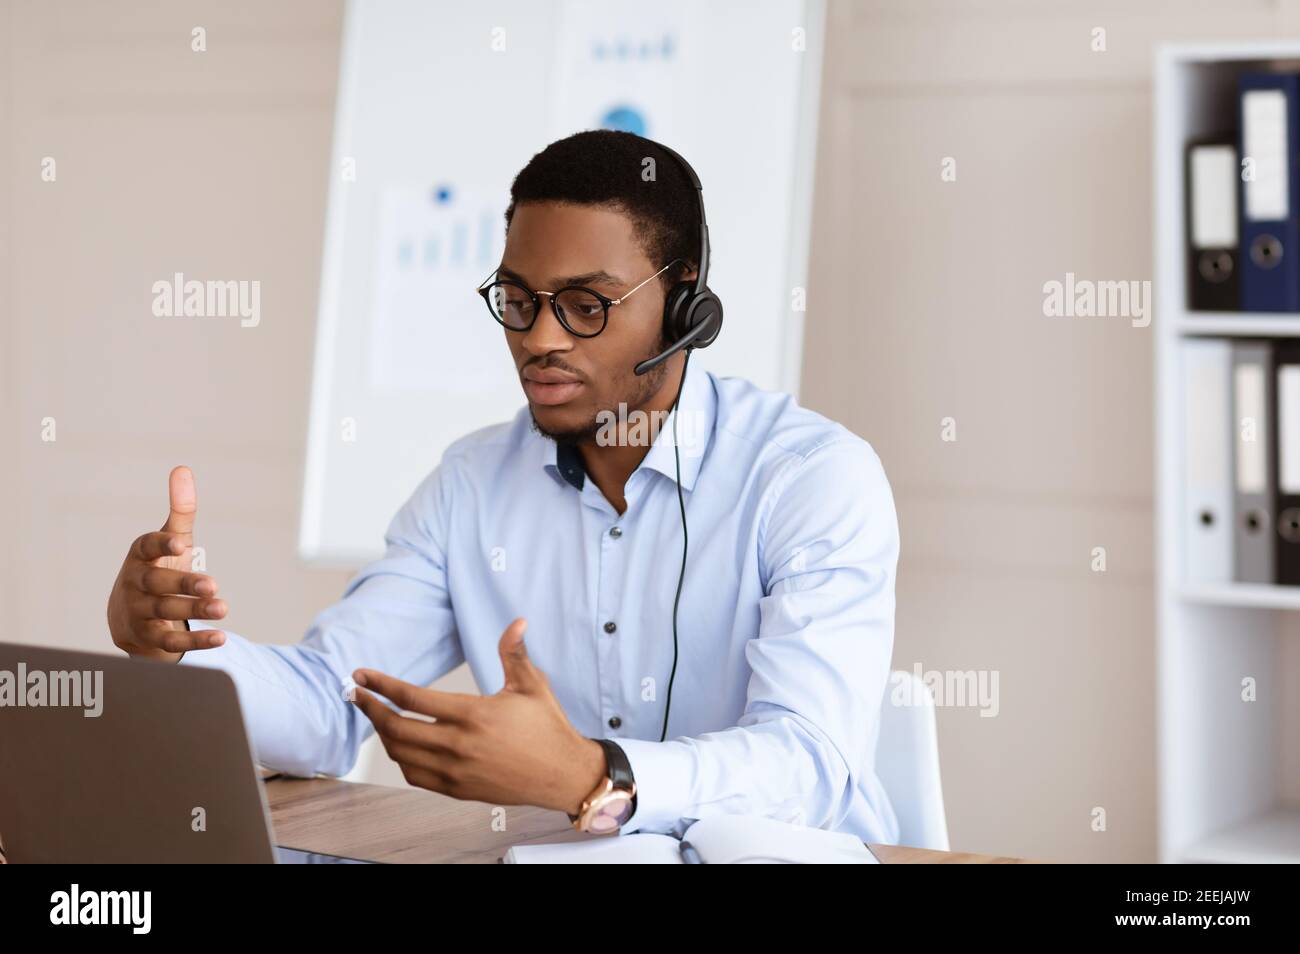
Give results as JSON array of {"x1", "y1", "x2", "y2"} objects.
[{"x1": 349, "y1": 617, "x2": 607, "y2": 816}]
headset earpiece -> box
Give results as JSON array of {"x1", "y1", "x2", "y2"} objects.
[{"x1": 681, "y1": 289, "x2": 723, "y2": 349}]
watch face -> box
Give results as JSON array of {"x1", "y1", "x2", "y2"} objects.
[{"x1": 589, "y1": 792, "x2": 633, "y2": 833}]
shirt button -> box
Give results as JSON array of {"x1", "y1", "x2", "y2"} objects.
[
  {"x1": 609, "y1": 526, "x2": 622, "y2": 538},
  {"x1": 608, "y1": 716, "x2": 622, "y2": 729},
  {"x1": 603, "y1": 621, "x2": 617, "y2": 634}
]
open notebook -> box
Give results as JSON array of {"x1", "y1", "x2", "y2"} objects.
[{"x1": 503, "y1": 815, "x2": 880, "y2": 864}]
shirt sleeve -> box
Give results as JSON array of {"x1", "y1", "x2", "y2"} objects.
[
  {"x1": 616, "y1": 437, "x2": 899, "y2": 836},
  {"x1": 180, "y1": 461, "x2": 464, "y2": 778}
]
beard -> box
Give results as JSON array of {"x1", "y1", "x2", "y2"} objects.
[{"x1": 529, "y1": 335, "x2": 673, "y2": 445}]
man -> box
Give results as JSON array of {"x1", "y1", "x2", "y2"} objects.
[{"x1": 105, "y1": 129, "x2": 901, "y2": 842}]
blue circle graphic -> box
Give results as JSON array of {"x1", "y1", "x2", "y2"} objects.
[{"x1": 600, "y1": 106, "x2": 646, "y2": 136}]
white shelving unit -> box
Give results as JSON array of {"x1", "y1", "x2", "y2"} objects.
[{"x1": 1155, "y1": 44, "x2": 1300, "y2": 864}]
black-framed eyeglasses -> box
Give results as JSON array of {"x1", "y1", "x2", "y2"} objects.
[{"x1": 475, "y1": 259, "x2": 683, "y2": 338}]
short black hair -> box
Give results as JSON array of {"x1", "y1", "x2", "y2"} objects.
[{"x1": 504, "y1": 129, "x2": 700, "y2": 291}]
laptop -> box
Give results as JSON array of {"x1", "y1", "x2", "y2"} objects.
[{"x1": 0, "y1": 641, "x2": 371, "y2": 863}]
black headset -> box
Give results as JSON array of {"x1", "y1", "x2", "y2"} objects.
[
  {"x1": 630, "y1": 137, "x2": 722, "y2": 742},
  {"x1": 633, "y1": 139, "x2": 724, "y2": 376}
]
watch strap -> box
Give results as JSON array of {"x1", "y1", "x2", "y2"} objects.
[{"x1": 596, "y1": 738, "x2": 634, "y2": 792}]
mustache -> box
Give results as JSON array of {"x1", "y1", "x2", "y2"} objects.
[{"x1": 522, "y1": 358, "x2": 585, "y2": 380}]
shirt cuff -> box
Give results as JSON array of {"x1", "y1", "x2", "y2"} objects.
[{"x1": 614, "y1": 737, "x2": 694, "y2": 834}]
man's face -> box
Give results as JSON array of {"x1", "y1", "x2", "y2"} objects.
[{"x1": 499, "y1": 201, "x2": 681, "y2": 444}]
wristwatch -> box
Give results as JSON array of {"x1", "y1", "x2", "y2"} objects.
[{"x1": 568, "y1": 738, "x2": 637, "y2": 834}]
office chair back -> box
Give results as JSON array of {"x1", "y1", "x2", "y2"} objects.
[{"x1": 874, "y1": 669, "x2": 950, "y2": 851}]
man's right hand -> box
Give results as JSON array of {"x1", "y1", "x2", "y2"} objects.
[{"x1": 107, "y1": 465, "x2": 228, "y2": 662}]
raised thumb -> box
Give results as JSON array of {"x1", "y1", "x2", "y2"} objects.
[
  {"x1": 163, "y1": 465, "x2": 198, "y2": 536},
  {"x1": 498, "y1": 618, "x2": 541, "y2": 693}
]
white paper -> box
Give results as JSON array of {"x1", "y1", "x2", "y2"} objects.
[
  {"x1": 367, "y1": 185, "x2": 508, "y2": 394},
  {"x1": 549, "y1": 0, "x2": 686, "y2": 140}
]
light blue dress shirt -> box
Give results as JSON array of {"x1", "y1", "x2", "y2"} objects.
[{"x1": 183, "y1": 357, "x2": 901, "y2": 843}]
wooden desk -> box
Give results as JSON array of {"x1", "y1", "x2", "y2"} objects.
[{"x1": 265, "y1": 777, "x2": 1030, "y2": 864}]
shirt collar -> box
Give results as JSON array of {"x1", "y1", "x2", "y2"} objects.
[
  {"x1": 540, "y1": 356, "x2": 716, "y2": 493},
  {"x1": 553, "y1": 440, "x2": 586, "y2": 491}
]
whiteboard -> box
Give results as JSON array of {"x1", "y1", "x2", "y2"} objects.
[{"x1": 300, "y1": 0, "x2": 826, "y2": 565}]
